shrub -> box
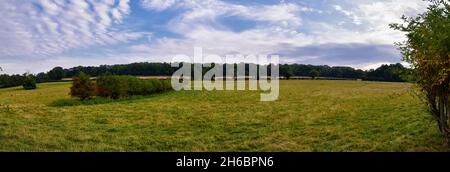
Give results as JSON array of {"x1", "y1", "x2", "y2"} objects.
[
  {"x1": 141, "y1": 80, "x2": 154, "y2": 95},
  {"x1": 96, "y1": 75, "x2": 129, "y2": 99},
  {"x1": 391, "y1": 0, "x2": 450, "y2": 147},
  {"x1": 161, "y1": 79, "x2": 173, "y2": 91},
  {"x1": 48, "y1": 66, "x2": 65, "y2": 81},
  {"x1": 22, "y1": 74, "x2": 37, "y2": 90},
  {"x1": 70, "y1": 72, "x2": 96, "y2": 100},
  {"x1": 125, "y1": 76, "x2": 142, "y2": 95},
  {"x1": 149, "y1": 79, "x2": 162, "y2": 93},
  {"x1": 95, "y1": 75, "x2": 172, "y2": 99}
]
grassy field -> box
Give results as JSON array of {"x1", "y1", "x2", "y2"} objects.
[{"x1": 0, "y1": 80, "x2": 446, "y2": 151}]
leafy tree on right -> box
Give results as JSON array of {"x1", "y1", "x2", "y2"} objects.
[{"x1": 391, "y1": 0, "x2": 450, "y2": 147}]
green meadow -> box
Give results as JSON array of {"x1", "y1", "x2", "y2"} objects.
[{"x1": 0, "y1": 80, "x2": 446, "y2": 151}]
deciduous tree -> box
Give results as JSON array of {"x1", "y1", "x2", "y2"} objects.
[
  {"x1": 309, "y1": 69, "x2": 320, "y2": 79},
  {"x1": 70, "y1": 72, "x2": 96, "y2": 100},
  {"x1": 391, "y1": 0, "x2": 450, "y2": 147},
  {"x1": 48, "y1": 66, "x2": 65, "y2": 81},
  {"x1": 22, "y1": 73, "x2": 37, "y2": 90}
]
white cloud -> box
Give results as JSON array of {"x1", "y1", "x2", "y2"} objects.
[
  {"x1": 0, "y1": 0, "x2": 432, "y2": 74},
  {"x1": 142, "y1": 0, "x2": 317, "y2": 31},
  {"x1": 356, "y1": 62, "x2": 392, "y2": 70},
  {"x1": 356, "y1": 0, "x2": 429, "y2": 32},
  {"x1": 129, "y1": 25, "x2": 318, "y2": 61},
  {"x1": 136, "y1": 0, "x2": 320, "y2": 58},
  {"x1": 0, "y1": 52, "x2": 168, "y2": 74},
  {"x1": 0, "y1": 0, "x2": 145, "y2": 58},
  {"x1": 333, "y1": 5, "x2": 361, "y2": 25},
  {"x1": 133, "y1": 0, "x2": 429, "y2": 70},
  {"x1": 140, "y1": 0, "x2": 177, "y2": 11},
  {"x1": 328, "y1": 0, "x2": 429, "y2": 44}
]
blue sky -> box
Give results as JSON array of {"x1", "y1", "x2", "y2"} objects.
[{"x1": 0, "y1": 0, "x2": 429, "y2": 74}]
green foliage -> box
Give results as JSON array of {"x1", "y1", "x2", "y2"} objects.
[
  {"x1": 309, "y1": 69, "x2": 320, "y2": 79},
  {"x1": 47, "y1": 66, "x2": 65, "y2": 81},
  {"x1": 1, "y1": 62, "x2": 414, "y2": 89},
  {"x1": 1, "y1": 72, "x2": 52, "y2": 89},
  {"x1": 96, "y1": 75, "x2": 130, "y2": 99},
  {"x1": 391, "y1": 0, "x2": 450, "y2": 147},
  {"x1": 280, "y1": 64, "x2": 294, "y2": 79},
  {"x1": 96, "y1": 75, "x2": 172, "y2": 99},
  {"x1": 64, "y1": 62, "x2": 175, "y2": 77},
  {"x1": 36, "y1": 72, "x2": 51, "y2": 83},
  {"x1": 22, "y1": 74, "x2": 37, "y2": 90},
  {"x1": 0, "y1": 74, "x2": 24, "y2": 88},
  {"x1": 62, "y1": 62, "x2": 407, "y2": 82},
  {"x1": 70, "y1": 72, "x2": 96, "y2": 100},
  {"x1": 160, "y1": 79, "x2": 173, "y2": 92},
  {"x1": 125, "y1": 76, "x2": 144, "y2": 95},
  {"x1": 366, "y1": 63, "x2": 412, "y2": 82}
]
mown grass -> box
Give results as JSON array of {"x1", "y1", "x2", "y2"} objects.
[
  {"x1": 49, "y1": 94, "x2": 170, "y2": 107},
  {"x1": 0, "y1": 80, "x2": 447, "y2": 151}
]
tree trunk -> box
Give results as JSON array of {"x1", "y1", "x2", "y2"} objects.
[
  {"x1": 437, "y1": 87, "x2": 450, "y2": 148},
  {"x1": 444, "y1": 93, "x2": 450, "y2": 148}
]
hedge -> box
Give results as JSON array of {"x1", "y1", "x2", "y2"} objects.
[{"x1": 96, "y1": 75, "x2": 172, "y2": 99}]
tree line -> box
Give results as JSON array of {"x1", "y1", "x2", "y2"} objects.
[
  {"x1": 0, "y1": 62, "x2": 412, "y2": 89},
  {"x1": 0, "y1": 67, "x2": 65, "y2": 88},
  {"x1": 279, "y1": 63, "x2": 412, "y2": 81}
]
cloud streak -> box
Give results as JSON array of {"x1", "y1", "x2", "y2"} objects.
[
  {"x1": 0, "y1": 0, "x2": 430, "y2": 74},
  {"x1": 0, "y1": 0, "x2": 146, "y2": 58},
  {"x1": 132, "y1": 0, "x2": 421, "y2": 68}
]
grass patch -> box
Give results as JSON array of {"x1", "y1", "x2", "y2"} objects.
[
  {"x1": 0, "y1": 80, "x2": 447, "y2": 151},
  {"x1": 49, "y1": 97, "x2": 136, "y2": 107},
  {"x1": 49, "y1": 93, "x2": 172, "y2": 107}
]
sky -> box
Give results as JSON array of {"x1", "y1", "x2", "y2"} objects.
[{"x1": 0, "y1": 0, "x2": 430, "y2": 74}]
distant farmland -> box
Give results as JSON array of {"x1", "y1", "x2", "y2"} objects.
[{"x1": 0, "y1": 80, "x2": 446, "y2": 151}]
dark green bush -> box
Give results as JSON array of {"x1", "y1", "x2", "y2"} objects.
[
  {"x1": 97, "y1": 75, "x2": 129, "y2": 99},
  {"x1": 70, "y1": 72, "x2": 96, "y2": 100},
  {"x1": 22, "y1": 75, "x2": 37, "y2": 90},
  {"x1": 161, "y1": 79, "x2": 172, "y2": 91},
  {"x1": 148, "y1": 79, "x2": 162, "y2": 93},
  {"x1": 125, "y1": 76, "x2": 144, "y2": 95},
  {"x1": 95, "y1": 75, "x2": 172, "y2": 99},
  {"x1": 141, "y1": 80, "x2": 154, "y2": 95}
]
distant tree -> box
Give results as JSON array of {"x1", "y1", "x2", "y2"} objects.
[
  {"x1": 391, "y1": 0, "x2": 450, "y2": 147},
  {"x1": 70, "y1": 72, "x2": 96, "y2": 100},
  {"x1": 48, "y1": 67, "x2": 65, "y2": 80},
  {"x1": 399, "y1": 67, "x2": 415, "y2": 82},
  {"x1": 365, "y1": 63, "x2": 409, "y2": 82},
  {"x1": 0, "y1": 61, "x2": 415, "y2": 89},
  {"x1": 36, "y1": 72, "x2": 50, "y2": 83},
  {"x1": 63, "y1": 62, "x2": 406, "y2": 82},
  {"x1": 280, "y1": 64, "x2": 294, "y2": 79},
  {"x1": 22, "y1": 74, "x2": 37, "y2": 90},
  {"x1": 309, "y1": 69, "x2": 320, "y2": 79}
]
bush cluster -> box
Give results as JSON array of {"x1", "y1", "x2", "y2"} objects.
[
  {"x1": 22, "y1": 75, "x2": 37, "y2": 90},
  {"x1": 70, "y1": 72, "x2": 96, "y2": 100},
  {"x1": 72, "y1": 74, "x2": 172, "y2": 100}
]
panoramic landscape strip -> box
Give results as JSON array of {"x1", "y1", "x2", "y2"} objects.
[{"x1": 0, "y1": 0, "x2": 449, "y2": 166}]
